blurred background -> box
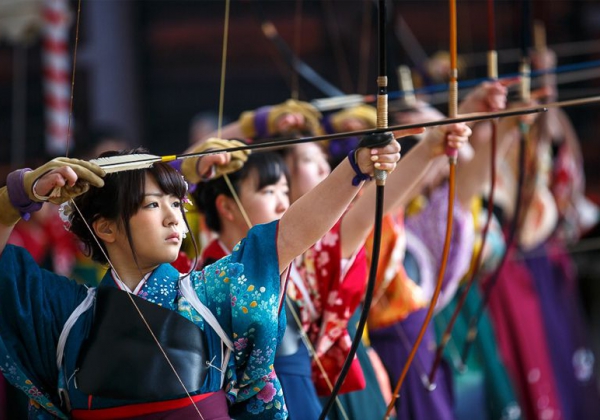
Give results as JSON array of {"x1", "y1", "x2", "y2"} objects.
[
  {"x1": 2, "y1": 1, "x2": 600, "y2": 417},
  {"x1": 1, "y1": 1, "x2": 600, "y2": 275},
  {"x1": 1, "y1": 1, "x2": 600, "y2": 190}
]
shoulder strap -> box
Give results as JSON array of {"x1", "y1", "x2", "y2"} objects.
[
  {"x1": 179, "y1": 276, "x2": 233, "y2": 387},
  {"x1": 56, "y1": 286, "x2": 96, "y2": 370}
]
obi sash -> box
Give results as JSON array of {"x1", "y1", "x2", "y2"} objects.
[{"x1": 71, "y1": 390, "x2": 230, "y2": 420}]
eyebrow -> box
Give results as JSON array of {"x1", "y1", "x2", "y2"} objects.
[{"x1": 144, "y1": 192, "x2": 165, "y2": 198}]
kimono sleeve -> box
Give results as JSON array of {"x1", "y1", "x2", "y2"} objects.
[
  {"x1": 405, "y1": 182, "x2": 475, "y2": 311},
  {"x1": 198, "y1": 221, "x2": 288, "y2": 419},
  {"x1": 0, "y1": 245, "x2": 88, "y2": 417}
]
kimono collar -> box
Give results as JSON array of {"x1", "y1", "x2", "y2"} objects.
[{"x1": 99, "y1": 264, "x2": 181, "y2": 311}]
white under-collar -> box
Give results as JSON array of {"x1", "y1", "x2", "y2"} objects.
[{"x1": 111, "y1": 270, "x2": 151, "y2": 295}]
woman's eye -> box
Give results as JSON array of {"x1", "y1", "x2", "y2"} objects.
[{"x1": 173, "y1": 201, "x2": 182, "y2": 208}]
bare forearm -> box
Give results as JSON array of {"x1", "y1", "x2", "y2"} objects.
[
  {"x1": 385, "y1": 141, "x2": 436, "y2": 210},
  {"x1": 341, "y1": 141, "x2": 434, "y2": 257},
  {"x1": 277, "y1": 160, "x2": 362, "y2": 271},
  {"x1": 456, "y1": 122, "x2": 517, "y2": 207}
]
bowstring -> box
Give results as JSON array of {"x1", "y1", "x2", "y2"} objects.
[
  {"x1": 64, "y1": 0, "x2": 80, "y2": 158},
  {"x1": 63, "y1": 1, "x2": 204, "y2": 418},
  {"x1": 214, "y1": 4, "x2": 348, "y2": 413},
  {"x1": 221, "y1": 157, "x2": 350, "y2": 419},
  {"x1": 69, "y1": 205, "x2": 205, "y2": 420}
]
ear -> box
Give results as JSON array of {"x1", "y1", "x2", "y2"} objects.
[
  {"x1": 215, "y1": 194, "x2": 236, "y2": 223},
  {"x1": 93, "y1": 218, "x2": 117, "y2": 243}
]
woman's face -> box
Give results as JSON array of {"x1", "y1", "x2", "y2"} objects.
[
  {"x1": 115, "y1": 175, "x2": 186, "y2": 270},
  {"x1": 236, "y1": 170, "x2": 290, "y2": 228},
  {"x1": 285, "y1": 143, "x2": 330, "y2": 203}
]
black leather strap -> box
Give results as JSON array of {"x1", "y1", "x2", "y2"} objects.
[{"x1": 75, "y1": 287, "x2": 208, "y2": 400}]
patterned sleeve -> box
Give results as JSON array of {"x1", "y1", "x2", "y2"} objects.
[
  {"x1": 197, "y1": 220, "x2": 288, "y2": 419},
  {"x1": 0, "y1": 245, "x2": 89, "y2": 418},
  {"x1": 405, "y1": 182, "x2": 475, "y2": 311}
]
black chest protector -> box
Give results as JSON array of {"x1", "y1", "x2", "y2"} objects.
[{"x1": 75, "y1": 287, "x2": 208, "y2": 400}]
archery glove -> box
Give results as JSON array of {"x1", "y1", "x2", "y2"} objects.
[
  {"x1": 238, "y1": 99, "x2": 323, "y2": 138},
  {"x1": 0, "y1": 158, "x2": 105, "y2": 227},
  {"x1": 180, "y1": 138, "x2": 250, "y2": 184}
]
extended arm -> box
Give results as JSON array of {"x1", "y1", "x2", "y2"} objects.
[
  {"x1": 341, "y1": 123, "x2": 471, "y2": 258},
  {"x1": 277, "y1": 141, "x2": 400, "y2": 273}
]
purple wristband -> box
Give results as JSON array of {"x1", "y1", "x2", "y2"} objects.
[
  {"x1": 169, "y1": 160, "x2": 198, "y2": 193},
  {"x1": 253, "y1": 106, "x2": 272, "y2": 138},
  {"x1": 6, "y1": 169, "x2": 43, "y2": 221},
  {"x1": 347, "y1": 149, "x2": 371, "y2": 186},
  {"x1": 169, "y1": 159, "x2": 183, "y2": 173},
  {"x1": 322, "y1": 114, "x2": 335, "y2": 134}
]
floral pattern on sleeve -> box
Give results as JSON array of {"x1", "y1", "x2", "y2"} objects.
[{"x1": 192, "y1": 221, "x2": 288, "y2": 420}]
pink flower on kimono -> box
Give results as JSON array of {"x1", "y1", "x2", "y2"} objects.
[
  {"x1": 325, "y1": 322, "x2": 343, "y2": 341},
  {"x1": 256, "y1": 382, "x2": 276, "y2": 403},
  {"x1": 27, "y1": 387, "x2": 43, "y2": 397},
  {"x1": 317, "y1": 251, "x2": 331, "y2": 269},
  {"x1": 234, "y1": 337, "x2": 248, "y2": 351},
  {"x1": 321, "y1": 231, "x2": 339, "y2": 247}
]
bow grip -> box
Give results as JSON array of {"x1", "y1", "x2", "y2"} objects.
[
  {"x1": 446, "y1": 145, "x2": 459, "y2": 163},
  {"x1": 357, "y1": 132, "x2": 395, "y2": 185},
  {"x1": 357, "y1": 132, "x2": 395, "y2": 149}
]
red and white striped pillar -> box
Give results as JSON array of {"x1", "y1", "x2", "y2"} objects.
[{"x1": 41, "y1": 0, "x2": 72, "y2": 156}]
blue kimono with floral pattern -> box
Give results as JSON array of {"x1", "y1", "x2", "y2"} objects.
[{"x1": 0, "y1": 221, "x2": 288, "y2": 419}]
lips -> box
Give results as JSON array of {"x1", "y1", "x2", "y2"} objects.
[{"x1": 166, "y1": 232, "x2": 180, "y2": 241}]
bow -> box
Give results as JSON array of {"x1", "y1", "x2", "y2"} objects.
[
  {"x1": 428, "y1": 0, "x2": 499, "y2": 380},
  {"x1": 221, "y1": 3, "x2": 352, "y2": 415},
  {"x1": 251, "y1": 2, "x2": 345, "y2": 98},
  {"x1": 311, "y1": 57, "x2": 600, "y2": 113},
  {"x1": 318, "y1": 1, "x2": 389, "y2": 418},
  {"x1": 384, "y1": 0, "x2": 461, "y2": 414},
  {"x1": 59, "y1": 2, "x2": 214, "y2": 418},
  {"x1": 460, "y1": 0, "x2": 533, "y2": 362}
]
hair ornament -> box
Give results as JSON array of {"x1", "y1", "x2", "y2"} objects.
[{"x1": 58, "y1": 201, "x2": 74, "y2": 231}]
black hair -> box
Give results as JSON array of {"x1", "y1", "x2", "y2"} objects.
[
  {"x1": 191, "y1": 151, "x2": 290, "y2": 233},
  {"x1": 69, "y1": 147, "x2": 191, "y2": 266}
]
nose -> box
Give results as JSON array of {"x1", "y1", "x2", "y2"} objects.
[
  {"x1": 318, "y1": 159, "x2": 330, "y2": 177},
  {"x1": 276, "y1": 193, "x2": 290, "y2": 214},
  {"x1": 164, "y1": 206, "x2": 180, "y2": 227}
]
